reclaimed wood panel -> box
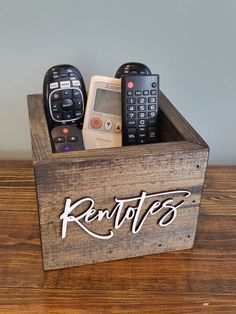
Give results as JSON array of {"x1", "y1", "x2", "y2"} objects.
[
  {"x1": 27, "y1": 94, "x2": 209, "y2": 270},
  {"x1": 27, "y1": 95, "x2": 51, "y2": 164}
]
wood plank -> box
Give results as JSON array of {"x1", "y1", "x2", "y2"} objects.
[
  {"x1": 0, "y1": 288, "x2": 236, "y2": 313},
  {"x1": 35, "y1": 144, "x2": 208, "y2": 269},
  {"x1": 1, "y1": 163, "x2": 235, "y2": 218},
  {"x1": 201, "y1": 166, "x2": 236, "y2": 216},
  {"x1": 0, "y1": 160, "x2": 37, "y2": 211},
  {"x1": 27, "y1": 95, "x2": 52, "y2": 164}
]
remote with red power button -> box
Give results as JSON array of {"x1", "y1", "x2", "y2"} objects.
[
  {"x1": 50, "y1": 125, "x2": 84, "y2": 153},
  {"x1": 121, "y1": 74, "x2": 159, "y2": 146}
]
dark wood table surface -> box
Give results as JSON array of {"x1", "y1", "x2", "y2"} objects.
[{"x1": 0, "y1": 161, "x2": 235, "y2": 313}]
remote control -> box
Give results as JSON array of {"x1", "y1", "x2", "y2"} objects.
[
  {"x1": 115, "y1": 62, "x2": 151, "y2": 78},
  {"x1": 50, "y1": 125, "x2": 84, "y2": 153},
  {"x1": 82, "y1": 76, "x2": 121, "y2": 149},
  {"x1": 121, "y1": 74, "x2": 159, "y2": 146},
  {"x1": 43, "y1": 64, "x2": 87, "y2": 130}
]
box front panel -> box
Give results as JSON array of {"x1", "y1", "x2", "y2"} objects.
[{"x1": 35, "y1": 146, "x2": 208, "y2": 270}]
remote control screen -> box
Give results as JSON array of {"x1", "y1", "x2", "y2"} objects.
[{"x1": 94, "y1": 88, "x2": 121, "y2": 116}]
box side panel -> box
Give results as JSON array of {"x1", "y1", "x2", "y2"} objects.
[
  {"x1": 27, "y1": 94, "x2": 52, "y2": 164},
  {"x1": 159, "y1": 92, "x2": 209, "y2": 148},
  {"x1": 35, "y1": 145, "x2": 209, "y2": 270},
  {"x1": 158, "y1": 110, "x2": 183, "y2": 143}
]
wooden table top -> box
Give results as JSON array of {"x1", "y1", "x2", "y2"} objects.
[{"x1": 0, "y1": 161, "x2": 235, "y2": 313}]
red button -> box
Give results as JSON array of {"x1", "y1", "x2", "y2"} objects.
[
  {"x1": 62, "y1": 127, "x2": 69, "y2": 135},
  {"x1": 127, "y1": 81, "x2": 134, "y2": 89},
  {"x1": 90, "y1": 117, "x2": 102, "y2": 129}
]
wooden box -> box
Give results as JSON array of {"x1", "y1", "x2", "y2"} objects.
[{"x1": 27, "y1": 93, "x2": 209, "y2": 270}]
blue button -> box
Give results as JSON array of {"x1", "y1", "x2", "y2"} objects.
[{"x1": 62, "y1": 144, "x2": 72, "y2": 152}]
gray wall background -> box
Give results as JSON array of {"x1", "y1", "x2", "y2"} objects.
[{"x1": 0, "y1": 0, "x2": 235, "y2": 164}]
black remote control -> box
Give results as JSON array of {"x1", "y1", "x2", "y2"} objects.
[
  {"x1": 50, "y1": 125, "x2": 84, "y2": 153},
  {"x1": 115, "y1": 62, "x2": 151, "y2": 78},
  {"x1": 121, "y1": 74, "x2": 159, "y2": 146},
  {"x1": 43, "y1": 64, "x2": 87, "y2": 130}
]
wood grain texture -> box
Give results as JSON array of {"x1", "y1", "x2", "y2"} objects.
[
  {"x1": 0, "y1": 289, "x2": 236, "y2": 313},
  {"x1": 28, "y1": 94, "x2": 209, "y2": 269},
  {"x1": 0, "y1": 160, "x2": 37, "y2": 211},
  {"x1": 27, "y1": 95, "x2": 52, "y2": 164},
  {"x1": 27, "y1": 94, "x2": 209, "y2": 270},
  {"x1": 0, "y1": 162, "x2": 236, "y2": 313},
  {"x1": 35, "y1": 146, "x2": 208, "y2": 270}
]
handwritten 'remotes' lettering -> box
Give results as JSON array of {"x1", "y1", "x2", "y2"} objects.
[{"x1": 60, "y1": 190, "x2": 191, "y2": 240}]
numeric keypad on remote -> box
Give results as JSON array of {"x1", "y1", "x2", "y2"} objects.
[{"x1": 121, "y1": 74, "x2": 159, "y2": 146}]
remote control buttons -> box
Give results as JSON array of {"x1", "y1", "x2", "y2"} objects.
[
  {"x1": 50, "y1": 82, "x2": 59, "y2": 89},
  {"x1": 62, "y1": 89, "x2": 72, "y2": 99},
  {"x1": 50, "y1": 125, "x2": 84, "y2": 153},
  {"x1": 62, "y1": 144, "x2": 72, "y2": 152},
  {"x1": 138, "y1": 98, "x2": 146, "y2": 104},
  {"x1": 127, "y1": 120, "x2": 136, "y2": 126},
  {"x1": 52, "y1": 91, "x2": 61, "y2": 100},
  {"x1": 51, "y1": 101, "x2": 61, "y2": 112},
  {"x1": 90, "y1": 117, "x2": 102, "y2": 129},
  {"x1": 115, "y1": 121, "x2": 121, "y2": 133},
  {"x1": 67, "y1": 136, "x2": 79, "y2": 142},
  {"x1": 138, "y1": 119, "x2": 146, "y2": 126},
  {"x1": 54, "y1": 136, "x2": 65, "y2": 143},
  {"x1": 50, "y1": 87, "x2": 83, "y2": 123},
  {"x1": 127, "y1": 105, "x2": 136, "y2": 111},
  {"x1": 122, "y1": 74, "x2": 159, "y2": 146},
  {"x1": 127, "y1": 81, "x2": 134, "y2": 89},
  {"x1": 148, "y1": 127, "x2": 157, "y2": 138},
  {"x1": 53, "y1": 112, "x2": 62, "y2": 120},
  {"x1": 74, "y1": 110, "x2": 82, "y2": 118},
  {"x1": 61, "y1": 99, "x2": 74, "y2": 111},
  {"x1": 60, "y1": 81, "x2": 71, "y2": 88},
  {"x1": 148, "y1": 97, "x2": 156, "y2": 103},
  {"x1": 63, "y1": 111, "x2": 74, "y2": 120},
  {"x1": 68, "y1": 72, "x2": 76, "y2": 77},
  {"x1": 127, "y1": 98, "x2": 136, "y2": 104},
  {"x1": 138, "y1": 112, "x2": 146, "y2": 118},
  {"x1": 148, "y1": 104, "x2": 156, "y2": 110},
  {"x1": 72, "y1": 80, "x2": 81, "y2": 87},
  {"x1": 62, "y1": 127, "x2": 69, "y2": 135},
  {"x1": 127, "y1": 112, "x2": 136, "y2": 119},
  {"x1": 73, "y1": 89, "x2": 81, "y2": 98},
  {"x1": 105, "y1": 120, "x2": 113, "y2": 131},
  {"x1": 127, "y1": 128, "x2": 136, "y2": 144},
  {"x1": 138, "y1": 105, "x2": 146, "y2": 111}
]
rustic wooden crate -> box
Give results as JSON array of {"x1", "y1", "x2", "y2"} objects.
[{"x1": 27, "y1": 92, "x2": 209, "y2": 270}]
